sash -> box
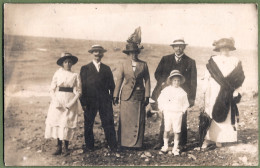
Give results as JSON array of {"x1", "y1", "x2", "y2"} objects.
[{"x1": 206, "y1": 56, "x2": 245, "y2": 124}]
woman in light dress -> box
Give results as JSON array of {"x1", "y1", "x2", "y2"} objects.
[
  {"x1": 45, "y1": 53, "x2": 82, "y2": 156},
  {"x1": 202, "y1": 38, "x2": 245, "y2": 148}
]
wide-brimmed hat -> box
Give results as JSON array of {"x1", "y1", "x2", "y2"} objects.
[
  {"x1": 170, "y1": 37, "x2": 188, "y2": 46},
  {"x1": 168, "y1": 70, "x2": 185, "y2": 84},
  {"x1": 57, "y1": 52, "x2": 78, "y2": 66},
  {"x1": 88, "y1": 45, "x2": 107, "y2": 53},
  {"x1": 123, "y1": 43, "x2": 141, "y2": 54},
  {"x1": 213, "y1": 38, "x2": 236, "y2": 52}
]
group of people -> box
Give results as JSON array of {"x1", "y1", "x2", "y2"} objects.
[{"x1": 44, "y1": 36, "x2": 245, "y2": 157}]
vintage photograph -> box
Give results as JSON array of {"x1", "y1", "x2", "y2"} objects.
[{"x1": 4, "y1": 3, "x2": 258, "y2": 166}]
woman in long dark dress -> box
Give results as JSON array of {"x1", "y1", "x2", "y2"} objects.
[{"x1": 113, "y1": 42, "x2": 150, "y2": 149}]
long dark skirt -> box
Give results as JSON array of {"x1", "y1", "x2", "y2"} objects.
[{"x1": 118, "y1": 99, "x2": 145, "y2": 148}]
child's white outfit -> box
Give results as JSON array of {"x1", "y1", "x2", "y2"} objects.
[
  {"x1": 158, "y1": 85, "x2": 189, "y2": 154},
  {"x1": 158, "y1": 86, "x2": 189, "y2": 133}
]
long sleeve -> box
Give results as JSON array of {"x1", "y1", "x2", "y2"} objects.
[
  {"x1": 50, "y1": 70, "x2": 58, "y2": 101},
  {"x1": 182, "y1": 94, "x2": 190, "y2": 113},
  {"x1": 189, "y1": 59, "x2": 197, "y2": 105},
  {"x1": 79, "y1": 66, "x2": 87, "y2": 106},
  {"x1": 202, "y1": 67, "x2": 210, "y2": 94},
  {"x1": 154, "y1": 57, "x2": 165, "y2": 83},
  {"x1": 113, "y1": 63, "x2": 124, "y2": 98},
  {"x1": 66, "y1": 74, "x2": 82, "y2": 109},
  {"x1": 144, "y1": 62, "x2": 151, "y2": 98},
  {"x1": 108, "y1": 67, "x2": 115, "y2": 97}
]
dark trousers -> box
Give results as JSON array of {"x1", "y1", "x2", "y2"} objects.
[{"x1": 84, "y1": 99, "x2": 117, "y2": 150}]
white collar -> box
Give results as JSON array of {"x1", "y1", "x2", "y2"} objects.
[
  {"x1": 92, "y1": 60, "x2": 101, "y2": 66},
  {"x1": 175, "y1": 53, "x2": 184, "y2": 58}
]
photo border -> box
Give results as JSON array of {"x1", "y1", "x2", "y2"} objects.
[{"x1": 1, "y1": 0, "x2": 259, "y2": 168}]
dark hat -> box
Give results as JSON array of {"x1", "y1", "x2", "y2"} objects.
[
  {"x1": 123, "y1": 43, "x2": 142, "y2": 54},
  {"x1": 88, "y1": 45, "x2": 107, "y2": 53},
  {"x1": 170, "y1": 37, "x2": 188, "y2": 46},
  {"x1": 168, "y1": 70, "x2": 185, "y2": 84},
  {"x1": 213, "y1": 38, "x2": 236, "y2": 52},
  {"x1": 57, "y1": 52, "x2": 78, "y2": 66}
]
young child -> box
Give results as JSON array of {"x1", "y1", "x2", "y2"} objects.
[{"x1": 157, "y1": 70, "x2": 189, "y2": 156}]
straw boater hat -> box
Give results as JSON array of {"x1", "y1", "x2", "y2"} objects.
[
  {"x1": 168, "y1": 70, "x2": 185, "y2": 84},
  {"x1": 88, "y1": 45, "x2": 107, "y2": 53},
  {"x1": 213, "y1": 37, "x2": 236, "y2": 52},
  {"x1": 170, "y1": 37, "x2": 188, "y2": 46},
  {"x1": 57, "y1": 52, "x2": 78, "y2": 66}
]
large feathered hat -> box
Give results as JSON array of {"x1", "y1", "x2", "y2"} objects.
[{"x1": 123, "y1": 27, "x2": 144, "y2": 54}]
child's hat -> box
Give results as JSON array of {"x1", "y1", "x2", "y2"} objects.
[{"x1": 168, "y1": 70, "x2": 185, "y2": 84}]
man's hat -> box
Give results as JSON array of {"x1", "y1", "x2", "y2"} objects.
[
  {"x1": 57, "y1": 52, "x2": 78, "y2": 66},
  {"x1": 170, "y1": 37, "x2": 188, "y2": 46},
  {"x1": 168, "y1": 70, "x2": 185, "y2": 84},
  {"x1": 213, "y1": 37, "x2": 236, "y2": 52},
  {"x1": 88, "y1": 45, "x2": 107, "y2": 53}
]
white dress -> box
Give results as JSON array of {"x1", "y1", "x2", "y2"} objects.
[
  {"x1": 203, "y1": 55, "x2": 240, "y2": 143},
  {"x1": 45, "y1": 68, "x2": 82, "y2": 141}
]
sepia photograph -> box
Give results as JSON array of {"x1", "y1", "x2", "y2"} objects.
[{"x1": 4, "y1": 3, "x2": 258, "y2": 166}]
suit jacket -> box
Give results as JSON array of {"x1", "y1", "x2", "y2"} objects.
[
  {"x1": 80, "y1": 62, "x2": 115, "y2": 106},
  {"x1": 154, "y1": 54, "x2": 197, "y2": 104},
  {"x1": 114, "y1": 59, "x2": 150, "y2": 101}
]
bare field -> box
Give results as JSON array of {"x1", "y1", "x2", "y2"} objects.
[{"x1": 4, "y1": 35, "x2": 258, "y2": 166}]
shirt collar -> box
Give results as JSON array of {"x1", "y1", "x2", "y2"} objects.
[
  {"x1": 92, "y1": 60, "x2": 101, "y2": 66},
  {"x1": 175, "y1": 53, "x2": 184, "y2": 58}
]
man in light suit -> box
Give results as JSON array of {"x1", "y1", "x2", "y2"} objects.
[
  {"x1": 152, "y1": 38, "x2": 197, "y2": 149},
  {"x1": 80, "y1": 45, "x2": 117, "y2": 152}
]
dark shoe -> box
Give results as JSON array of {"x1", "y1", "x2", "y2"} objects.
[
  {"x1": 82, "y1": 146, "x2": 94, "y2": 153},
  {"x1": 63, "y1": 148, "x2": 70, "y2": 156},
  {"x1": 52, "y1": 147, "x2": 62, "y2": 155},
  {"x1": 153, "y1": 143, "x2": 163, "y2": 150}
]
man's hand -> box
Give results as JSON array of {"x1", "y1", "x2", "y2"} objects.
[
  {"x1": 82, "y1": 106, "x2": 87, "y2": 112},
  {"x1": 189, "y1": 100, "x2": 195, "y2": 107},
  {"x1": 113, "y1": 97, "x2": 119, "y2": 105},
  {"x1": 144, "y1": 97, "x2": 149, "y2": 106}
]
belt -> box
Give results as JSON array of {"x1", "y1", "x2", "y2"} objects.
[{"x1": 59, "y1": 87, "x2": 73, "y2": 92}]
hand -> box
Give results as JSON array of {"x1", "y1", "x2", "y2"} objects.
[
  {"x1": 113, "y1": 97, "x2": 119, "y2": 105},
  {"x1": 233, "y1": 91, "x2": 239, "y2": 97},
  {"x1": 189, "y1": 100, "x2": 195, "y2": 107},
  {"x1": 144, "y1": 97, "x2": 149, "y2": 106},
  {"x1": 82, "y1": 106, "x2": 87, "y2": 112}
]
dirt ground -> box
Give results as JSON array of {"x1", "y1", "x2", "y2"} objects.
[{"x1": 4, "y1": 35, "x2": 258, "y2": 166}]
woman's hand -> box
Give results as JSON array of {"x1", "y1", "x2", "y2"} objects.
[
  {"x1": 233, "y1": 91, "x2": 239, "y2": 97},
  {"x1": 113, "y1": 97, "x2": 119, "y2": 105}
]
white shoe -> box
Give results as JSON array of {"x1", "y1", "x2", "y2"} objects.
[
  {"x1": 201, "y1": 141, "x2": 210, "y2": 149},
  {"x1": 172, "y1": 148, "x2": 180, "y2": 156},
  {"x1": 216, "y1": 142, "x2": 222, "y2": 148},
  {"x1": 160, "y1": 145, "x2": 168, "y2": 153}
]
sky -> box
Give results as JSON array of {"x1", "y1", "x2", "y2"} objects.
[{"x1": 4, "y1": 3, "x2": 258, "y2": 49}]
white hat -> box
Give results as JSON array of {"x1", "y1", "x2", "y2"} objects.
[
  {"x1": 168, "y1": 70, "x2": 185, "y2": 84},
  {"x1": 170, "y1": 37, "x2": 188, "y2": 46}
]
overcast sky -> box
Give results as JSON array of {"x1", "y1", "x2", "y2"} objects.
[{"x1": 4, "y1": 3, "x2": 258, "y2": 49}]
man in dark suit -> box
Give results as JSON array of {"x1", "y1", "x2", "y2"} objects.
[
  {"x1": 152, "y1": 38, "x2": 197, "y2": 149},
  {"x1": 80, "y1": 45, "x2": 117, "y2": 152}
]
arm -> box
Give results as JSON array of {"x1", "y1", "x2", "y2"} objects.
[
  {"x1": 182, "y1": 94, "x2": 190, "y2": 113},
  {"x1": 108, "y1": 67, "x2": 115, "y2": 98},
  {"x1": 144, "y1": 62, "x2": 151, "y2": 98},
  {"x1": 66, "y1": 74, "x2": 82, "y2": 109},
  {"x1": 79, "y1": 66, "x2": 87, "y2": 107},
  {"x1": 154, "y1": 57, "x2": 165, "y2": 83},
  {"x1": 113, "y1": 63, "x2": 124, "y2": 98},
  {"x1": 189, "y1": 60, "x2": 197, "y2": 106}
]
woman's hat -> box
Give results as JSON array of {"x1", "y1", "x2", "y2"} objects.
[
  {"x1": 168, "y1": 70, "x2": 185, "y2": 84},
  {"x1": 213, "y1": 37, "x2": 236, "y2": 52},
  {"x1": 57, "y1": 52, "x2": 78, "y2": 66},
  {"x1": 170, "y1": 37, "x2": 188, "y2": 46},
  {"x1": 123, "y1": 43, "x2": 142, "y2": 54},
  {"x1": 88, "y1": 45, "x2": 107, "y2": 53}
]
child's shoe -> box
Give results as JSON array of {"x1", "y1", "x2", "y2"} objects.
[
  {"x1": 160, "y1": 145, "x2": 169, "y2": 153},
  {"x1": 172, "y1": 148, "x2": 180, "y2": 156}
]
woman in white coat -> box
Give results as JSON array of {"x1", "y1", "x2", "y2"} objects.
[
  {"x1": 45, "y1": 53, "x2": 82, "y2": 156},
  {"x1": 202, "y1": 38, "x2": 245, "y2": 148}
]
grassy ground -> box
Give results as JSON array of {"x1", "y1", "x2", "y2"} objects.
[{"x1": 4, "y1": 35, "x2": 258, "y2": 166}]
